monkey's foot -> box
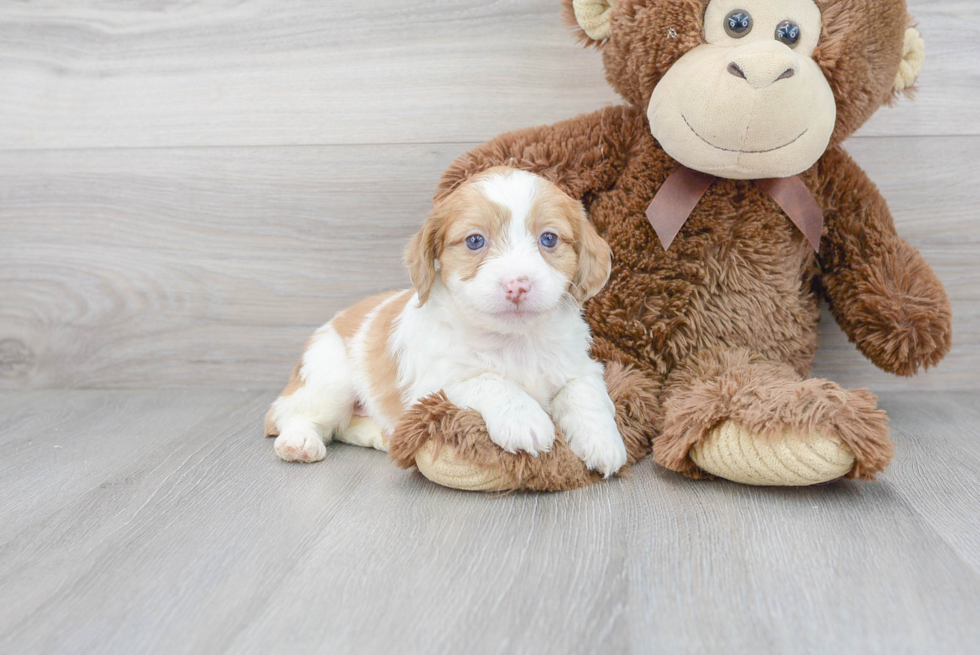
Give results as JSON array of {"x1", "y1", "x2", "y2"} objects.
[
  {"x1": 656, "y1": 349, "x2": 893, "y2": 484},
  {"x1": 689, "y1": 421, "x2": 855, "y2": 486},
  {"x1": 390, "y1": 362, "x2": 659, "y2": 492}
]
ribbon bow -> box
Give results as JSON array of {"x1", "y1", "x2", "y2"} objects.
[{"x1": 645, "y1": 166, "x2": 824, "y2": 252}]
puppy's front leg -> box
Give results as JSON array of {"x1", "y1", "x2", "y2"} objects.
[
  {"x1": 445, "y1": 374, "x2": 556, "y2": 456},
  {"x1": 552, "y1": 366, "x2": 627, "y2": 478}
]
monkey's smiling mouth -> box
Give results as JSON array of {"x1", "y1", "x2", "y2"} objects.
[{"x1": 683, "y1": 115, "x2": 808, "y2": 154}]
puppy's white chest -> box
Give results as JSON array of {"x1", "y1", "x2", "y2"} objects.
[
  {"x1": 485, "y1": 343, "x2": 564, "y2": 408},
  {"x1": 515, "y1": 376, "x2": 558, "y2": 411}
]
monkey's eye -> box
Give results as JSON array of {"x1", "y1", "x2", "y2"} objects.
[
  {"x1": 724, "y1": 10, "x2": 753, "y2": 38},
  {"x1": 465, "y1": 234, "x2": 486, "y2": 250},
  {"x1": 775, "y1": 20, "x2": 801, "y2": 48}
]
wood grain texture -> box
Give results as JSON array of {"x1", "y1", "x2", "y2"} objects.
[
  {"x1": 0, "y1": 144, "x2": 454, "y2": 389},
  {"x1": 0, "y1": 389, "x2": 262, "y2": 543},
  {"x1": 2, "y1": 137, "x2": 977, "y2": 390},
  {"x1": 0, "y1": 0, "x2": 976, "y2": 151},
  {"x1": 0, "y1": 0, "x2": 618, "y2": 150},
  {"x1": 879, "y1": 393, "x2": 980, "y2": 571},
  {"x1": 0, "y1": 390, "x2": 978, "y2": 654}
]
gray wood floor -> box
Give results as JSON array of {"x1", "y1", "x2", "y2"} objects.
[{"x1": 1, "y1": 390, "x2": 979, "y2": 654}]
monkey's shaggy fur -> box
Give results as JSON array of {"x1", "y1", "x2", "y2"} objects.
[
  {"x1": 389, "y1": 0, "x2": 951, "y2": 489},
  {"x1": 390, "y1": 363, "x2": 658, "y2": 491}
]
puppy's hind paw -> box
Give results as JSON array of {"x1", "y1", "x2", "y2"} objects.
[{"x1": 274, "y1": 426, "x2": 327, "y2": 462}]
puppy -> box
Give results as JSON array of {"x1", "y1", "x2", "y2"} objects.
[{"x1": 265, "y1": 167, "x2": 628, "y2": 476}]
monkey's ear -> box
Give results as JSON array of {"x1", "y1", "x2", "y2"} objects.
[
  {"x1": 562, "y1": 0, "x2": 617, "y2": 46},
  {"x1": 894, "y1": 24, "x2": 925, "y2": 96}
]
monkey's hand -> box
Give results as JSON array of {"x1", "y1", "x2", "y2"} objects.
[
  {"x1": 817, "y1": 150, "x2": 952, "y2": 377},
  {"x1": 825, "y1": 234, "x2": 951, "y2": 376}
]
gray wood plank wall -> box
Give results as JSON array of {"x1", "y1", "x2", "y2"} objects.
[{"x1": 1, "y1": 0, "x2": 978, "y2": 391}]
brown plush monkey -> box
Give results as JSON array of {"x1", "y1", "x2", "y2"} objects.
[{"x1": 387, "y1": 0, "x2": 951, "y2": 490}]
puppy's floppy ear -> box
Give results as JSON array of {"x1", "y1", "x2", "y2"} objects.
[
  {"x1": 405, "y1": 205, "x2": 445, "y2": 305},
  {"x1": 571, "y1": 205, "x2": 612, "y2": 305}
]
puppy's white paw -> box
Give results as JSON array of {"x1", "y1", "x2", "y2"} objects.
[
  {"x1": 483, "y1": 395, "x2": 556, "y2": 456},
  {"x1": 274, "y1": 426, "x2": 327, "y2": 463},
  {"x1": 565, "y1": 415, "x2": 627, "y2": 478}
]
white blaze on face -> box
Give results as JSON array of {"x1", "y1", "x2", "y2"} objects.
[
  {"x1": 441, "y1": 171, "x2": 575, "y2": 326},
  {"x1": 648, "y1": 0, "x2": 836, "y2": 180}
]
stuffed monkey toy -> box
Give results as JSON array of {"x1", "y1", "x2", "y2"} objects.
[{"x1": 388, "y1": 0, "x2": 951, "y2": 490}]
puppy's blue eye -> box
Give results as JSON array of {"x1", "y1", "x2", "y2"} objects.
[
  {"x1": 465, "y1": 234, "x2": 485, "y2": 250},
  {"x1": 539, "y1": 232, "x2": 558, "y2": 248}
]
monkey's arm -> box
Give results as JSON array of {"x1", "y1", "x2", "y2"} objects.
[
  {"x1": 816, "y1": 147, "x2": 952, "y2": 377},
  {"x1": 435, "y1": 105, "x2": 642, "y2": 202}
]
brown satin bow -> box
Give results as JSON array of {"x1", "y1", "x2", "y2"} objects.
[{"x1": 645, "y1": 165, "x2": 824, "y2": 252}]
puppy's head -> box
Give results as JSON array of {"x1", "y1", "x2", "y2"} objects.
[{"x1": 406, "y1": 167, "x2": 611, "y2": 325}]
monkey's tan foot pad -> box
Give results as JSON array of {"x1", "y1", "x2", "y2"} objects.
[
  {"x1": 690, "y1": 420, "x2": 856, "y2": 486},
  {"x1": 414, "y1": 442, "x2": 514, "y2": 492}
]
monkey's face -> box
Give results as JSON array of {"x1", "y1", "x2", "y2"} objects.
[
  {"x1": 567, "y1": 0, "x2": 920, "y2": 178},
  {"x1": 647, "y1": 0, "x2": 836, "y2": 180}
]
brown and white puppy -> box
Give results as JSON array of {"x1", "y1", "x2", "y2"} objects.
[{"x1": 265, "y1": 167, "x2": 628, "y2": 476}]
